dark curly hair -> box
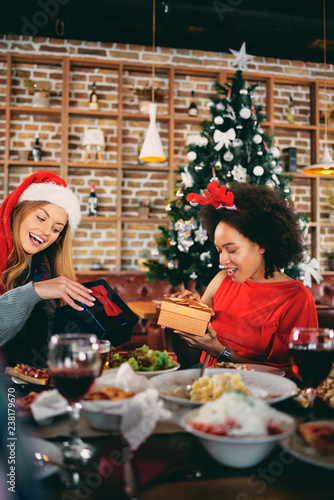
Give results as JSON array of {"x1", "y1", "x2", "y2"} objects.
[{"x1": 199, "y1": 183, "x2": 304, "y2": 279}]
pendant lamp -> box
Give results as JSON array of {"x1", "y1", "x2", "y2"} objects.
[
  {"x1": 303, "y1": 0, "x2": 334, "y2": 175},
  {"x1": 138, "y1": 0, "x2": 167, "y2": 163}
]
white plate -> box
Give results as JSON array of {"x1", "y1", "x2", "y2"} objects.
[
  {"x1": 26, "y1": 437, "x2": 63, "y2": 480},
  {"x1": 281, "y1": 424, "x2": 334, "y2": 470},
  {"x1": 214, "y1": 364, "x2": 285, "y2": 377},
  {"x1": 11, "y1": 376, "x2": 28, "y2": 385},
  {"x1": 150, "y1": 368, "x2": 297, "y2": 407}
]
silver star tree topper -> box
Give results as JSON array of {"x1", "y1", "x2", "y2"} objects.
[{"x1": 229, "y1": 42, "x2": 255, "y2": 70}]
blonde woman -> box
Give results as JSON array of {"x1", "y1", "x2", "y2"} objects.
[{"x1": 0, "y1": 171, "x2": 95, "y2": 366}]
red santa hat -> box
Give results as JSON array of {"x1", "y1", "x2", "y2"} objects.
[{"x1": 0, "y1": 171, "x2": 81, "y2": 281}]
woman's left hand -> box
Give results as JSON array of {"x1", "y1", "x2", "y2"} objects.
[{"x1": 174, "y1": 323, "x2": 222, "y2": 358}]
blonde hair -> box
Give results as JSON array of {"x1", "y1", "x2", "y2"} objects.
[{"x1": 1, "y1": 200, "x2": 75, "y2": 295}]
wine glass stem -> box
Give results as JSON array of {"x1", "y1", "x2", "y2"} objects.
[
  {"x1": 67, "y1": 403, "x2": 82, "y2": 442},
  {"x1": 306, "y1": 387, "x2": 317, "y2": 421}
]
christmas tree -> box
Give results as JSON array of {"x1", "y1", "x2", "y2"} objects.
[{"x1": 145, "y1": 70, "x2": 316, "y2": 291}]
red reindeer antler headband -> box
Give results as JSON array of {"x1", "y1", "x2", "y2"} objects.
[{"x1": 186, "y1": 181, "x2": 238, "y2": 211}]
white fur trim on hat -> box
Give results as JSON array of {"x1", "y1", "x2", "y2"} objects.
[{"x1": 18, "y1": 182, "x2": 81, "y2": 232}]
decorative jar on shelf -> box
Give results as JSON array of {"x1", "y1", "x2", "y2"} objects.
[
  {"x1": 32, "y1": 91, "x2": 50, "y2": 108},
  {"x1": 137, "y1": 199, "x2": 151, "y2": 217},
  {"x1": 138, "y1": 205, "x2": 150, "y2": 217}
]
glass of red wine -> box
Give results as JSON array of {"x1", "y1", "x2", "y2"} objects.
[
  {"x1": 47, "y1": 333, "x2": 101, "y2": 463},
  {"x1": 289, "y1": 327, "x2": 334, "y2": 418}
]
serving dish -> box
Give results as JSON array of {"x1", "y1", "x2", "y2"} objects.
[
  {"x1": 150, "y1": 368, "x2": 297, "y2": 406},
  {"x1": 181, "y1": 406, "x2": 295, "y2": 468}
]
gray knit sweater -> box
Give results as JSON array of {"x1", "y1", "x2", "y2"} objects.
[{"x1": 0, "y1": 282, "x2": 42, "y2": 346}]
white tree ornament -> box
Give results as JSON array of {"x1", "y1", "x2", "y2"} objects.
[
  {"x1": 239, "y1": 107, "x2": 251, "y2": 119},
  {"x1": 187, "y1": 151, "x2": 197, "y2": 161},
  {"x1": 299, "y1": 255, "x2": 323, "y2": 288},
  {"x1": 232, "y1": 164, "x2": 247, "y2": 182},
  {"x1": 213, "y1": 128, "x2": 236, "y2": 151},
  {"x1": 253, "y1": 166, "x2": 264, "y2": 176},
  {"x1": 271, "y1": 146, "x2": 280, "y2": 158},
  {"x1": 194, "y1": 225, "x2": 208, "y2": 245},
  {"x1": 181, "y1": 167, "x2": 194, "y2": 188},
  {"x1": 253, "y1": 134, "x2": 262, "y2": 144},
  {"x1": 224, "y1": 151, "x2": 234, "y2": 162},
  {"x1": 214, "y1": 116, "x2": 224, "y2": 125}
]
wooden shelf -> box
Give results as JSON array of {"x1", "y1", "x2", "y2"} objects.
[
  {"x1": 8, "y1": 160, "x2": 60, "y2": 166},
  {"x1": 69, "y1": 108, "x2": 119, "y2": 118},
  {"x1": 80, "y1": 216, "x2": 168, "y2": 223},
  {"x1": 81, "y1": 216, "x2": 117, "y2": 222},
  {"x1": 10, "y1": 106, "x2": 61, "y2": 115},
  {"x1": 68, "y1": 162, "x2": 118, "y2": 169},
  {"x1": 122, "y1": 112, "x2": 171, "y2": 121},
  {"x1": 67, "y1": 163, "x2": 171, "y2": 171}
]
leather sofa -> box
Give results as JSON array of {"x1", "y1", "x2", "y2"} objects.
[{"x1": 76, "y1": 272, "x2": 334, "y2": 356}]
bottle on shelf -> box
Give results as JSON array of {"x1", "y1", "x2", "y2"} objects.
[
  {"x1": 31, "y1": 133, "x2": 42, "y2": 162},
  {"x1": 188, "y1": 90, "x2": 199, "y2": 117},
  {"x1": 89, "y1": 82, "x2": 98, "y2": 110},
  {"x1": 88, "y1": 185, "x2": 98, "y2": 217},
  {"x1": 287, "y1": 96, "x2": 295, "y2": 124},
  {"x1": 137, "y1": 132, "x2": 145, "y2": 165}
]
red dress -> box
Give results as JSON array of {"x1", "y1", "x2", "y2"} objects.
[{"x1": 201, "y1": 276, "x2": 318, "y2": 367}]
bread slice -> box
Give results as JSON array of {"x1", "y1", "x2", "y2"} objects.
[
  {"x1": 5, "y1": 366, "x2": 50, "y2": 385},
  {"x1": 299, "y1": 420, "x2": 334, "y2": 455}
]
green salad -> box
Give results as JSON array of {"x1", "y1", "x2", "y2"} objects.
[{"x1": 110, "y1": 344, "x2": 177, "y2": 372}]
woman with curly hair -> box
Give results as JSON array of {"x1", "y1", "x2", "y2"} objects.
[{"x1": 169, "y1": 181, "x2": 318, "y2": 368}]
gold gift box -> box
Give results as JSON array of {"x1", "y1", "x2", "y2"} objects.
[{"x1": 157, "y1": 297, "x2": 213, "y2": 337}]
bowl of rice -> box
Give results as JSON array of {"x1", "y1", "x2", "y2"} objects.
[{"x1": 181, "y1": 390, "x2": 295, "y2": 468}]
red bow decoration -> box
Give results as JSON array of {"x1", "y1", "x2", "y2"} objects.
[
  {"x1": 186, "y1": 181, "x2": 237, "y2": 210},
  {"x1": 91, "y1": 285, "x2": 123, "y2": 317}
]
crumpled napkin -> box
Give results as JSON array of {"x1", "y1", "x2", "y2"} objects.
[
  {"x1": 30, "y1": 389, "x2": 68, "y2": 425},
  {"x1": 30, "y1": 363, "x2": 172, "y2": 449}
]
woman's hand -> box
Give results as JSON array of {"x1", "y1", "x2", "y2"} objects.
[
  {"x1": 33, "y1": 277, "x2": 96, "y2": 311},
  {"x1": 175, "y1": 323, "x2": 223, "y2": 358},
  {"x1": 164, "y1": 289, "x2": 202, "y2": 303}
]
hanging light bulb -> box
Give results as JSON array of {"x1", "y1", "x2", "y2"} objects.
[
  {"x1": 139, "y1": 103, "x2": 166, "y2": 162},
  {"x1": 303, "y1": 146, "x2": 334, "y2": 175},
  {"x1": 303, "y1": 0, "x2": 334, "y2": 175},
  {"x1": 138, "y1": 0, "x2": 166, "y2": 163}
]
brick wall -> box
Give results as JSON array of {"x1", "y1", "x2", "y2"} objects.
[{"x1": 0, "y1": 35, "x2": 334, "y2": 272}]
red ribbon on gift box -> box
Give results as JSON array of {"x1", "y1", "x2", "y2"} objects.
[{"x1": 91, "y1": 285, "x2": 123, "y2": 316}]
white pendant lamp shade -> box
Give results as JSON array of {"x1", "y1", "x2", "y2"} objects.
[
  {"x1": 138, "y1": 103, "x2": 167, "y2": 163},
  {"x1": 303, "y1": 146, "x2": 334, "y2": 175}
]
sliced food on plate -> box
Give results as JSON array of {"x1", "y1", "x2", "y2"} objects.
[
  {"x1": 5, "y1": 364, "x2": 51, "y2": 385},
  {"x1": 298, "y1": 420, "x2": 334, "y2": 456}
]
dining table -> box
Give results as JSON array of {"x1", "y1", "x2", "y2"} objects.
[
  {"x1": 3, "y1": 367, "x2": 334, "y2": 500},
  {"x1": 127, "y1": 301, "x2": 159, "y2": 320}
]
